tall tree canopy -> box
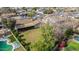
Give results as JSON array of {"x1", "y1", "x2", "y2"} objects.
[
  {"x1": 1, "y1": 18, "x2": 16, "y2": 30},
  {"x1": 31, "y1": 24, "x2": 55, "y2": 51}
]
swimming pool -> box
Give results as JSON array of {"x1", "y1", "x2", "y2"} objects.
[
  {"x1": 0, "y1": 36, "x2": 13, "y2": 51},
  {"x1": 74, "y1": 36, "x2": 79, "y2": 41},
  {"x1": 0, "y1": 41, "x2": 13, "y2": 51}
]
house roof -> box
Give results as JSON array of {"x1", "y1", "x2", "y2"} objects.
[
  {"x1": 16, "y1": 19, "x2": 40, "y2": 25},
  {"x1": 16, "y1": 19, "x2": 33, "y2": 24},
  {"x1": 1, "y1": 13, "x2": 16, "y2": 17},
  {"x1": 15, "y1": 19, "x2": 40, "y2": 29}
]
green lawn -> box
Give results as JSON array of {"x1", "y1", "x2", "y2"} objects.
[
  {"x1": 21, "y1": 28, "x2": 43, "y2": 43},
  {"x1": 65, "y1": 41, "x2": 79, "y2": 51}
]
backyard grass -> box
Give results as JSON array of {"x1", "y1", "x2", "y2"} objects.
[
  {"x1": 65, "y1": 41, "x2": 79, "y2": 51},
  {"x1": 21, "y1": 28, "x2": 43, "y2": 43}
]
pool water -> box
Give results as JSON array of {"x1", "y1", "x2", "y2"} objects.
[
  {"x1": 74, "y1": 36, "x2": 79, "y2": 41},
  {"x1": 0, "y1": 41, "x2": 13, "y2": 51}
]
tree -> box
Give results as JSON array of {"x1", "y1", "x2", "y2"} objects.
[
  {"x1": 53, "y1": 28, "x2": 74, "y2": 51},
  {"x1": 1, "y1": 18, "x2": 16, "y2": 30},
  {"x1": 64, "y1": 28, "x2": 74, "y2": 38},
  {"x1": 44, "y1": 8, "x2": 54, "y2": 14},
  {"x1": 1, "y1": 18, "x2": 7, "y2": 27},
  {"x1": 31, "y1": 24, "x2": 55, "y2": 51},
  {"x1": 41, "y1": 24, "x2": 55, "y2": 50},
  {"x1": 32, "y1": 7, "x2": 38, "y2": 11},
  {"x1": 22, "y1": 7, "x2": 27, "y2": 11},
  {"x1": 27, "y1": 10, "x2": 36, "y2": 18}
]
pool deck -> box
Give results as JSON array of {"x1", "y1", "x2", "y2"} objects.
[{"x1": 0, "y1": 38, "x2": 7, "y2": 41}]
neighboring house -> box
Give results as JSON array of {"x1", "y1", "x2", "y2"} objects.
[
  {"x1": 15, "y1": 9, "x2": 28, "y2": 19},
  {"x1": 1, "y1": 13, "x2": 16, "y2": 18},
  {"x1": 16, "y1": 10, "x2": 27, "y2": 16},
  {"x1": 32, "y1": 14, "x2": 44, "y2": 20},
  {"x1": 15, "y1": 19, "x2": 40, "y2": 29},
  {"x1": 72, "y1": 12, "x2": 79, "y2": 19}
]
